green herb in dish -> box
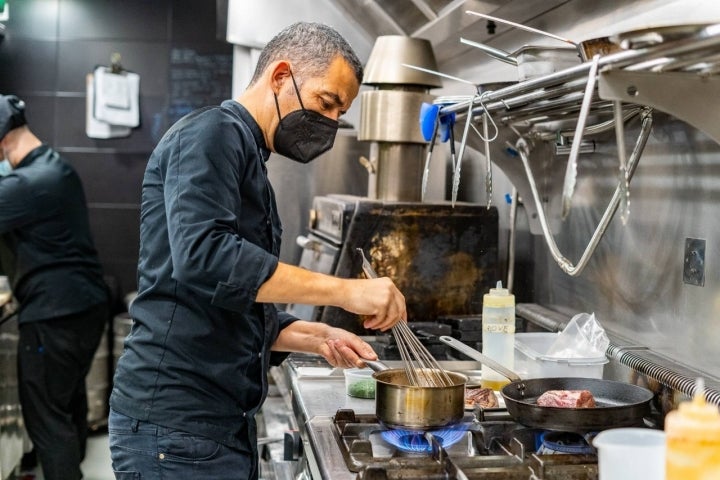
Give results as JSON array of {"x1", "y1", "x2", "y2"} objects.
[{"x1": 347, "y1": 379, "x2": 376, "y2": 398}]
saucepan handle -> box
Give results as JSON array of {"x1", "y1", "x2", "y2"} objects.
[{"x1": 362, "y1": 359, "x2": 390, "y2": 372}]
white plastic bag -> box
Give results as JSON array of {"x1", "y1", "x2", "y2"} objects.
[{"x1": 545, "y1": 312, "x2": 609, "y2": 358}]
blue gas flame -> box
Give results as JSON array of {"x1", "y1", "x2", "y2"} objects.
[{"x1": 380, "y1": 426, "x2": 467, "y2": 453}]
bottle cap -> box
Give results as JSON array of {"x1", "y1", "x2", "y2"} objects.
[{"x1": 483, "y1": 280, "x2": 515, "y2": 308}]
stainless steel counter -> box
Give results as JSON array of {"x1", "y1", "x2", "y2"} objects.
[
  {"x1": 290, "y1": 371, "x2": 374, "y2": 422},
  {"x1": 280, "y1": 354, "x2": 485, "y2": 426}
]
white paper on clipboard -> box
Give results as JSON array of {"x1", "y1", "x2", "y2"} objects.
[
  {"x1": 86, "y1": 73, "x2": 131, "y2": 139},
  {"x1": 93, "y1": 66, "x2": 140, "y2": 128}
]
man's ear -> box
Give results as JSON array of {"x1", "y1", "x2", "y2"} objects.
[{"x1": 269, "y1": 61, "x2": 292, "y2": 95}]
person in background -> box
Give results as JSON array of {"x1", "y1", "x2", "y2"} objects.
[
  {"x1": 109, "y1": 21, "x2": 406, "y2": 480},
  {"x1": 0, "y1": 94, "x2": 110, "y2": 480}
]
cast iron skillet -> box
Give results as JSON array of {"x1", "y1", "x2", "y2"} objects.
[
  {"x1": 439, "y1": 336, "x2": 654, "y2": 433},
  {"x1": 501, "y1": 377, "x2": 653, "y2": 432}
]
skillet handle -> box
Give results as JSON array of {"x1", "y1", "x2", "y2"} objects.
[{"x1": 439, "y1": 335, "x2": 522, "y2": 383}]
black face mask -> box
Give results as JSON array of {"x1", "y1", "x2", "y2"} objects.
[{"x1": 272, "y1": 71, "x2": 339, "y2": 164}]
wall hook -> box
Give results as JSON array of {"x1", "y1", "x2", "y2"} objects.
[{"x1": 110, "y1": 52, "x2": 123, "y2": 74}]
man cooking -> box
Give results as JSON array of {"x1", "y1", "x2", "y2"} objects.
[{"x1": 109, "y1": 21, "x2": 407, "y2": 479}]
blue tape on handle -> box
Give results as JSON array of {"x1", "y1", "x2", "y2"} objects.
[
  {"x1": 439, "y1": 112, "x2": 456, "y2": 143},
  {"x1": 419, "y1": 103, "x2": 439, "y2": 142}
]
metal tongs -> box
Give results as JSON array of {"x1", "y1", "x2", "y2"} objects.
[
  {"x1": 561, "y1": 54, "x2": 602, "y2": 219},
  {"x1": 513, "y1": 108, "x2": 654, "y2": 276},
  {"x1": 421, "y1": 114, "x2": 439, "y2": 202},
  {"x1": 614, "y1": 101, "x2": 631, "y2": 224}
]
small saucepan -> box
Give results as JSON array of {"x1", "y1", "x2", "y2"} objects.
[
  {"x1": 364, "y1": 360, "x2": 467, "y2": 431},
  {"x1": 576, "y1": 36, "x2": 622, "y2": 60},
  {"x1": 438, "y1": 336, "x2": 654, "y2": 432}
]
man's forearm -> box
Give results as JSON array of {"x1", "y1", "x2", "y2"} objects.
[
  {"x1": 271, "y1": 320, "x2": 326, "y2": 353},
  {"x1": 256, "y1": 262, "x2": 347, "y2": 306},
  {"x1": 257, "y1": 261, "x2": 407, "y2": 332}
]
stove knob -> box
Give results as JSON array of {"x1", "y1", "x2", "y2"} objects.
[{"x1": 283, "y1": 430, "x2": 303, "y2": 461}]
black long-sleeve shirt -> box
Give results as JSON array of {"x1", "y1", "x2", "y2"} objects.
[
  {"x1": 110, "y1": 101, "x2": 298, "y2": 454},
  {"x1": 0, "y1": 145, "x2": 107, "y2": 322}
]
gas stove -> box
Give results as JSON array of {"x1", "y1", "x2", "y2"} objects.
[{"x1": 304, "y1": 409, "x2": 599, "y2": 480}]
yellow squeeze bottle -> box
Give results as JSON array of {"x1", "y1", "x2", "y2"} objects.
[
  {"x1": 481, "y1": 281, "x2": 515, "y2": 390},
  {"x1": 665, "y1": 378, "x2": 720, "y2": 480}
]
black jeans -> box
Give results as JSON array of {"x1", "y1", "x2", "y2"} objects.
[
  {"x1": 109, "y1": 409, "x2": 257, "y2": 480},
  {"x1": 18, "y1": 302, "x2": 109, "y2": 480}
]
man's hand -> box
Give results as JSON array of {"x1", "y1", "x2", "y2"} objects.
[
  {"x1": 256, "y1": 263, "x2": 407, "y2": 332},
  {"x1": 338, "y1": 278, "x2": 406, "y2": 332},
  {"x1": 272, "y1": 321, "x2": 378, "y2": 368}
]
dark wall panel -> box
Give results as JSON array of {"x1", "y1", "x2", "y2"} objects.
[
  {"x1": 57, "y1": 40, "x2": 170, "y2": 94},
  {"x1": 0, "y1": 0, "x2": 232, "y2": 296},
  {"x1": 58, "y1": 0, "x2": 170, "y2": 41},
  {"x1": 170, "y1": 0, "x2": 220, "y2": 43},
  {"x1": 16, "y1": 95, "x2": 56, "y2": 141},
  {"x1": 65, "y1": 152, "x2": 146, "y2": 205},
  {"x1": 88, "y1": 208, "x2": 141, "y2": 295},
  {"x1": 0, "y1": 39, "x2": 58, "y2": 93}
]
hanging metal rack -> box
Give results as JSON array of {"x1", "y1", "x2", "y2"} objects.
[{"x1": 432, "y1": 22, "x2": 720, "y2": 276}]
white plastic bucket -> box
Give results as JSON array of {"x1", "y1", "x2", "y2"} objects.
[{"x1": 593, "y1": 428, "x2": 666, "y2": 480}]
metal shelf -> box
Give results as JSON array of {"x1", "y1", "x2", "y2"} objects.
[
  {"x1": 600, "y1": 69, "x2": 720, "y2": 143},
  {"x1": 438, "y1": 22, "x2": 720, "y2": 138}
]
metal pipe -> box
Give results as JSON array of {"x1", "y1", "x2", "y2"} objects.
[
  {"x1": 617, "y1": 351, "x2": 720, "y2": 406},
  {"x1": 498, "y1": 92, "x2": 599, "y2": 120},
  {"x1": 515, "y1": 303, "x2": 567, "y2": 332},
  {"x1": 501, "y1": 102, "x2": 614, "y2": 127},
  {"x1": 558, "y1": 108, "x2": 642, "y2": 138},
  {"x1": 436, "y1": 78, "x2": 590, "y2": 116},
  {"x1": 465, "y1": 11, "x2": 575, "y2": 45},
  {"x1": 515, "y1": 109, "x2": 653, "y2": 276}
]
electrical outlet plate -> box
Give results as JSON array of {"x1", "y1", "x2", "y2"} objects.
[{"x1": 683, "y1": 238, "x2": 705, "y2": 287}]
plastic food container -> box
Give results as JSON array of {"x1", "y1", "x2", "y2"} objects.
[
  {"x1": 593, "y1": 428, "x2": 666, "y2": 480},
  {"x1": 344, "y1": 368, "x2": 376, "y2": 399},
  {"x1": 514, "y1": 332, "x2": 608, "y2": 379}
]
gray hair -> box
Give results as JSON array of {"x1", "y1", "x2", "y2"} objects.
[{"x1": 249, "y1": 22, "x2": 363, "y2": 86}]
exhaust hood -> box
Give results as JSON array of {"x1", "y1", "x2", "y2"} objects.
[
  {"x1": 224, "y1": 0, "x2": 574, "y2": 71},
  {"x1": 330, "y1": 0, "x2": 570, "y2": 66}
]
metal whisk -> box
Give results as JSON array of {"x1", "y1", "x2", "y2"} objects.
[{"x1": 356, "y1": 248, "x2": 454, "y2": 387}]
